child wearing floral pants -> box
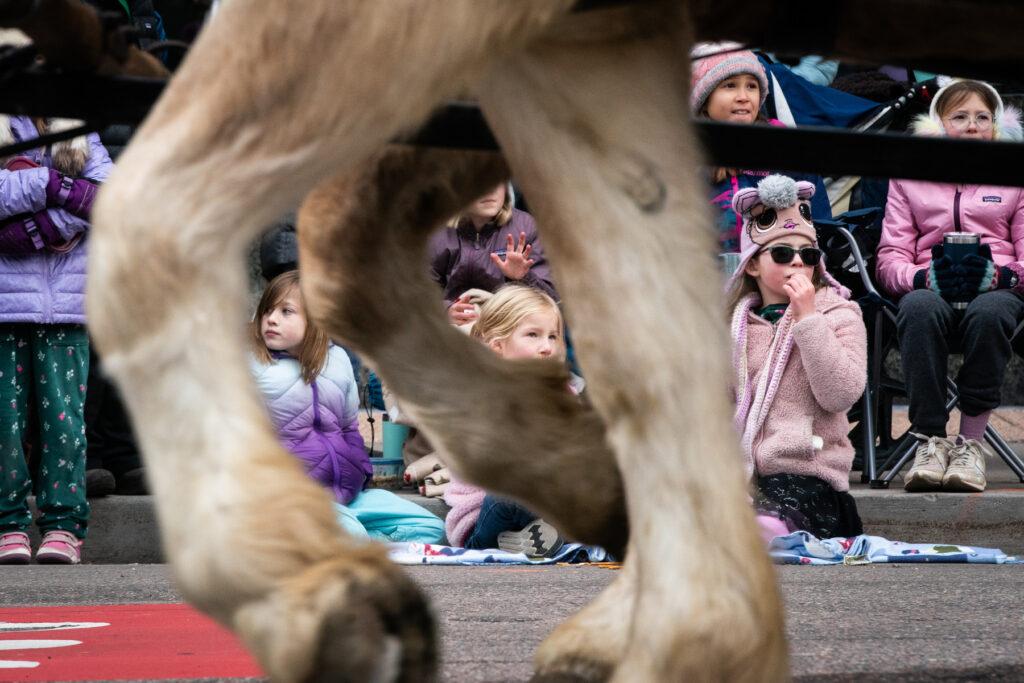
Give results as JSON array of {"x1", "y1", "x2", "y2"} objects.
[
  {"x1": 0, "y1": 115, "x2": 113, "y2": 564},
  {"x1": 0, "y1": 326, "x2": 90, "y2": 561}
]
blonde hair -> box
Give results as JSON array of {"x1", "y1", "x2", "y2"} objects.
[
  {"x1": 471, "y1": 285, "x2": 563, "y2": 353},
  {"x1": 447, "y1": 181, "x2": 515, "y2": 229},
  {"x1": 251, "y1": 270, "x2": 329, "y2": 384}
]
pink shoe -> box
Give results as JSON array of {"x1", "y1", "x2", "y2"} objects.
[
  {"x1": 35, "y1": 530, "x2": 82, "y2": 565},
  {"x1": 0, "y1": 531, "x2": 31, "y2": 564},
  {"x1": 756, "y1": 515, "x2": 790, "y2": 544}
]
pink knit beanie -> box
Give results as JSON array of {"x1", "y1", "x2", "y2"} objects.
[{"x1": 690, "y1": 42, "x2": 769, "y2": 115}]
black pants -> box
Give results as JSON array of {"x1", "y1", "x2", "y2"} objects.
[
  {"x1": 896, "y1": 289, "x2": 1024, "y2": 436},
  {"x1": 84, "y1": 348, "x2": 142, "y2": 478},
  {"x1": 755, "y1": 474, "x2": 863, "y2": 539}
]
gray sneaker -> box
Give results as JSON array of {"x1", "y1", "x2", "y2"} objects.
[
  {"x1": 904, "y1": 434, "x2": 954, "y2": 492},
  {"x1": 942, "y1": 438, "x2": 990, "y2": 492},
  {"x1": 497, "y1": 519, "x2": 564, "y2": 558}
]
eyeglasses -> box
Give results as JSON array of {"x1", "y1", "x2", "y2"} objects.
[
  {"x1": 945, "y1": 112, "x2": 993, "y2": 131},
  {"x1": 761, "y1": 245, "x2": 822, "y2": 266}
]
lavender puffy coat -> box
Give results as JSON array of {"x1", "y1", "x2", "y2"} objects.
[
  {"x1": 250, "y1": 345, "x2": 372, "y2": 504},
  {"x1": 0, "y1": 116, "x2": 113, "y2": 324}
]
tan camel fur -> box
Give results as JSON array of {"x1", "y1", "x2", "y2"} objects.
[{"x1": 81, "y1": 1, "x2": 791, "y2": 681}]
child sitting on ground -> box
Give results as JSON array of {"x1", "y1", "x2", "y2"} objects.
[
  {"x1": 443, "y1": 285, "x2": 573, "y2": 557},
  {"x1": 250, "y1": 271, "x2": 444, "y2": 543},
  {"x1": 727, "y1": 175, "x2": 867, "y2": 540}
]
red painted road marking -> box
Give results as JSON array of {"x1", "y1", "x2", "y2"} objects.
[{"x1": 0, "y1": 604, "x2": 263, "y2": 681}]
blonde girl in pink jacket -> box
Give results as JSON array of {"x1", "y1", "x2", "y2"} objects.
[
  {"x1": 727, "y1": 175, "x2": 868, "y2": 540},
  {"x1": 443, "y1": 285, "x2": 572, "y2": 557},
  {"x1": 875, "y1": 79, "x2": 1024, "y2": 494}
]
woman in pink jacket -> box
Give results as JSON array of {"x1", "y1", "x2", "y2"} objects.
[
  {"x1": 728, "y1": 175, "x2": 867, "y2": 540},
  {"x1": 876, "y1": 79, "x2": 1024, "y2": 494}
]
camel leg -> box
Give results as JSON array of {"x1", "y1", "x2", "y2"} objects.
[
  {"x1": 297, "y1": 147, "x2": 628, "y2": 556},
  {"x1": 86, "y1": 2, "x2": 577, "y2": 681},
  {"x1": 528, "y1": 555, "x2": 636, "y2": 682},
  {"x1": 476, "y1": 5, "x2": 789, "y2": 681}
]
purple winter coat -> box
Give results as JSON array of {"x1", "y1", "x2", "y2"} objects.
[
  {"x1": 0, "y1": 116, "x2": 114, "y2": 324},
  {"x1": 427, "y1": 208, "x2": 558, "y2": 307},
  {"x1": 249, "y1": 345, "x2": 371, "y2": 504}
]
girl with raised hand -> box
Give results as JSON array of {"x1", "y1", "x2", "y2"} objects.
[{"x1": 429, "y1": 181, "x2": 558, "y2": 327}]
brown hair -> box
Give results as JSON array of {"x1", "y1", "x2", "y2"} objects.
[
  {"x1": 934, "y1": 80, "x2": 999, "y2": 120},
  {"x1": 470, "y1": 285, "x2": 563, "y2": 356},
  {"x1": 251, "y1": 270, "x2": 329, "y2": 384},
  {"x1": 447, "y1": 181, "x2": 515, "y2": 229}
]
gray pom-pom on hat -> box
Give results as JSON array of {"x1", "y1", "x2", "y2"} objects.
[{"x1": 757, "y1": 174, "x2": 799, "y2": 210}]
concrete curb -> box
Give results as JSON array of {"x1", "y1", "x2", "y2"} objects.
[
  {"x1": 28, "y1": 485, "x2": 1024, "y2": 563},
  {"x1": 853, "y1": 488, "x2": 1024, "y2": 555},
  {"x1": 29, "y1": 492, "x2": 448, "y2": 565}
]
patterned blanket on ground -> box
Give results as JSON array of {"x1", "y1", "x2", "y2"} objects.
[
  {"x1": 388, "y1": 534, "x2": 1022, "y2": 566},
  {"x1": 387, "y1": 542, "x2": 611, "y2": 565},
  {"x1": 769, "y1": 531, "x2": 1022, "y2": 565}
]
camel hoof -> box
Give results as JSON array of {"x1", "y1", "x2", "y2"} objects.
[{"x1": 234, "y1": 550, "x2": 436, "y2": 683}]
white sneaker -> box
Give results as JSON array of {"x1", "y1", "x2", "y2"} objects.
[
  {"x1": 903, "y1": 434, "x2": 954, "y2": 492},
  {"x1": 943, "y1": 438, "x2": 990, "y2": 492}
]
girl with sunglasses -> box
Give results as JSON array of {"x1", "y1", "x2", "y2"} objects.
[
  {"x1": 727, "y1": 175, "x2": 867, "y2": 541},
  {"x1": 876, "y1": 79, "x2": 1024, "y2": 493}
]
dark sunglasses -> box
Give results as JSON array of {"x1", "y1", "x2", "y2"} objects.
[{"x1": 762, "y1": 245, "x2": 822, "y2": 266}]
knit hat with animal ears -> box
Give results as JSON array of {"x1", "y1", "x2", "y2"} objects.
[
  {"x1": 690, "y1": 42, "x2": 769, "y2": 115},
  {"x1": 726, "y1": 174, "x2": 848, "y2": 297},
  {"x1": 911, "y1": 77, "x2": 1024, "y2": 141}
]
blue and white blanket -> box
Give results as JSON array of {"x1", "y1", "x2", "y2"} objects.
[
  {"x1": 387, "y1": 542, "x2": 610, "y2": 565},
  {"x1": 388, "y1": 533, "x2": 1021, "y2": 566},
  {"x1": 769, "y1": 531, "x2": 1022, "y2": 565}
]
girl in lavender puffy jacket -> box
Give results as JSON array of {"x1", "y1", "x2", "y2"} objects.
[
  {"x1": 250, "y1": 271, "x2": 443, "y2": 543},
  {"x1": 0, "y1": 116, "x2": 112, "y2": 566},
  {"x1": 727, "y1": 175, "x2": 867, "y2": 541}
]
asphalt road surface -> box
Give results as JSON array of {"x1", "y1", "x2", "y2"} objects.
[{"x1": 2, "y1": 563, "x2": 1023, "y2": 681}]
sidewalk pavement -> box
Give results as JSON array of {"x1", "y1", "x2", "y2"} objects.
[{"x1": 25, "y1": 408, "x2": 1024, "y2": 564}]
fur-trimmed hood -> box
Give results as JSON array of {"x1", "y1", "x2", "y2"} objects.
[
  {"x1": 910, "y1": 78, "x2": 1023, "y2": 142},
  {"x1": 0, "y1": 29, "x2": 90, "y2": 175},
  {"x1": 0, "y1": 116, "x2": 90, "y2": 176}
]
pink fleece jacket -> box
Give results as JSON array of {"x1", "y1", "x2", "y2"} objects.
[
  {"x1": 442, "y1": 380, "x2": 584, "y2": 547},
  {"x1": 443, "y1": 477, "x2": 487, "y2": 548},
  {"x1": 876, "y1": 180, "x2": 1024, "y2": 297},
  {"x1": 734, "y1": 287, "x2": 867, "y2": 492}
]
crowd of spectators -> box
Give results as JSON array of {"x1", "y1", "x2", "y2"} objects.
[{"x1": 1, "y1": 6, "x2": 1022, "y2": 565}]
